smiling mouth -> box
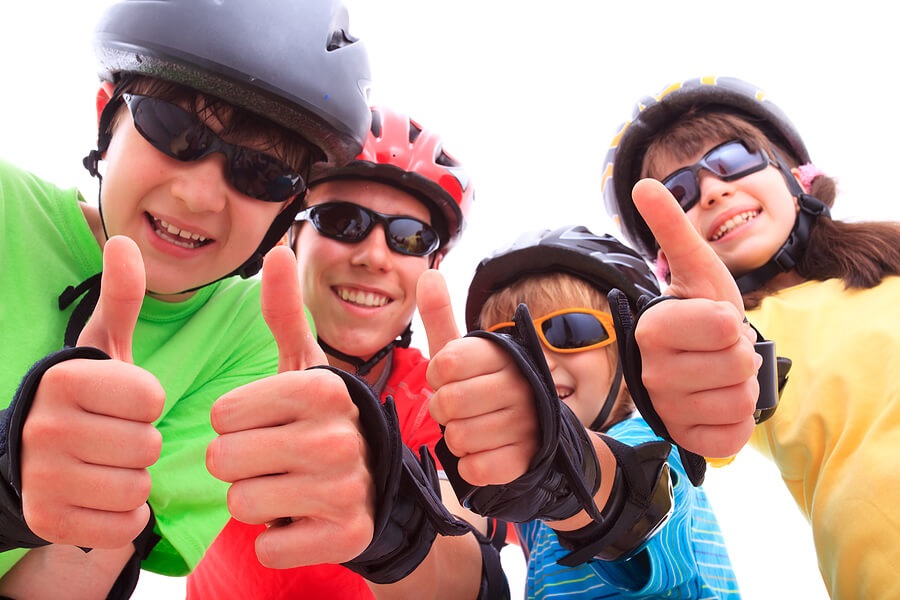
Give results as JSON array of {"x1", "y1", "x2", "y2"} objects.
[
  {"x1": 335, "y1": 286, "x2": 391, "y2": 308},
  {"x1": 710, "y1": 209, "x2": 761, "y2": 241},
  {"x1": 149, "y1": 215, "x2": 212, "y2": 249},
  {"x1": 556, "y1": 386, "x2": 573, "y2": 400}
]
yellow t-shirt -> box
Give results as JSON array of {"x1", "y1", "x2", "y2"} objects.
[{"x1": 747, "y1": 277, "x2": 900, "y2": 600}]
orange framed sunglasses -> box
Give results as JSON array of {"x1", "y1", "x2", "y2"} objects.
[{"x1": 487, "y1": 308, "x2": 616, "y2": 354}]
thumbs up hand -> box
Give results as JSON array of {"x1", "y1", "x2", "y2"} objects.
[
  {"x1": 418, "y1": 269, "x2": 539, "y2": 487},
  {"x1": 631, "y1": 179, "x2": 760, "y2": 457},
  {"x1": 22, "y1": 236, "x2": 165, "y2": 548},
  {"x1": 206, "y1": 246, "x2": 374, "y2": 569}
]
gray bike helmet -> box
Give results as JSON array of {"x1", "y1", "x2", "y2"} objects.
[
  {"x1": 86, "y1": 0, "x2": 372, "y2": 281},
  {"x1": 465, "y1": 225, "x2": 660, "y2": 332},
  {"x1": 92, "y1": 0, "x2": 372, "y2": 168},
  {"x1": 601, "y1": 75, "x2": 809, "y2": 259}
]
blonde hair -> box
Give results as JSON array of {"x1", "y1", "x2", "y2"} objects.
[{"x1": 478, "y1": 272, "x2": 635, "y2": 428}]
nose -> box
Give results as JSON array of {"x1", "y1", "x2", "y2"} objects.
[
  {"x1": 170, "y1": 153, "x2": 230, "y2": 213},
  {"x1": 697, "y1": 170, "x2": 735, "y2": 209},
  {"x1": 349, "y1": 223, "x2": 393, "y2": 272}
]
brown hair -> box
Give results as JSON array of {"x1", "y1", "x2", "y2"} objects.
[
  {"x1": 478, "y1": 272, "x2": 635, "y2": 428},
  {"x1": 642, "y1": 111, "x2": 900, "y2": 309}
]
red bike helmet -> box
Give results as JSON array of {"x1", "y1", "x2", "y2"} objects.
[
  {"x1": 601, "y1": 76, "x2": 809, "y2": 259},
  {"x1": 312, "y1": 106, "x2": 474, "y2": 253}
]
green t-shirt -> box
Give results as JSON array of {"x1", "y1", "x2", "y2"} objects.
[{"x1": 0, "y1": 159, "x2": 280, "y2": 575}]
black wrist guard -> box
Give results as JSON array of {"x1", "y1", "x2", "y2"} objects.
[
  {"x1": 608, "y1": 290, "x2": 786, "y2": 486},
  {"x1": 104, "y1": 505, "x2": 161, "y2": 600},
  {"x1": 555, "y1": 436, "x2": 673, "y2": 565},
  {"x1": 436, "y1": 303, "x2": 604, "y2": 524},
  {"x1": 315, "y1": 366, "x2": 470, "y2": 584},
  {"x1": 471, "y1": 521, "x2": 511, "y2": 600},
  {"x1": 0, "y1": 346, "x2": 110, "y2": 551}
]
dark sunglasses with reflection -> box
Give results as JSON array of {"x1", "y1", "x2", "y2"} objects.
[
  {"x1": 122, "y1": 93, "x2": 308, "y2": 202},
  {"x1": 294, "y1": 201, "x2": 441, "y2": 257},
  {"x1": 661, "y1": 140, "x2": 776, "y2": 211}
]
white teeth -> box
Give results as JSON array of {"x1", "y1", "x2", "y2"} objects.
[
  {"x1": 154, "y1": 218, "x2": 209, "y2": 248},
  {"x1": 711, "y1": 210, "x2": 759, "y2": 241},
  {"x1": 337, "y1": 287, "x2": 389, "y2": 307}
]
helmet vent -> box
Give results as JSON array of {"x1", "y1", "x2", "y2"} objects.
[
  {"x1": 408, "y1": 121, "x2": 422, "y2": 144},
  {"x1": 327, "y1": 28, "x2": 358, "y2": 51}
]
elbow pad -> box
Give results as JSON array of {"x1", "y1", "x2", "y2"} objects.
[
  {"x1": 436, "y1": 303, "x2": 604, "y2": 524},
  {"x1": 316, "y1": 366, "x2": 471, "y2": 584},
  {"x1": 555, "y1": 436, "x2": 673, "y2": 565},
  {"x1": 0, "y1": 346, "x2": 110, "y2": 551}
]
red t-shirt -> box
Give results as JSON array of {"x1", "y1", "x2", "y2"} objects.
[{"x1": 186, "y1": 347, "x2": 441, "y2": 600}]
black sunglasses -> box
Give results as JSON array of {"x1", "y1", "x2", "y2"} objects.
[
  {"x1": 661, "y1": 140, "x2": 774, "y2": 211},
  {"x1": 295, "y1": 201, "x2": 440, "y2": 257},
  {"x1": 122, "y1": 93, "x2": 307, "y2": 202}
]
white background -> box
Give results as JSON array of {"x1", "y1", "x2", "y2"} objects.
[{"x1": 4, "y1": 1, "x2": 899, "y2": 598}]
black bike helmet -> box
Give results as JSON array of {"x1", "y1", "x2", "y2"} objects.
[
  {"x1": 465, "y1": 225, "x2": 659, "y2": 331},
  {"x1": 86, "y1": 0, "x2": 372, "y2": 280},
  {"x1": 601, "y1": 75, "x2": 809, "y2": 260}
]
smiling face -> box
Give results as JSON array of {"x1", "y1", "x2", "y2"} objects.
[
  {"x1": 479, "y1": 272, "x2": 625, "y2": 429},
  {"x1": 641, "y1": 113, "x2": 803, "y2": 278},
  {"x1": 99, "y1": 110, "x2": 288, "y2": 299},
  {"x1": 293, "y1": 179, "x2": 435, "y2": 361},
  {"x1": 93, "y1": 82, "x2": 316, "y2": 300},
  {"x1": 649, "y1": 145, "x2": 800, "y2": 277}
]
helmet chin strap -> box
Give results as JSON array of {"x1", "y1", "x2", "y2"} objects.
[
  {"x1": 733, "y1": 156, "x2": 830, "y2": 294},
  {"x1": 319, "y1": 324, "x2": 413, "y2": 377},
  {"x1": 589, "y1": 359, "x2": 623, "y2": 432}
]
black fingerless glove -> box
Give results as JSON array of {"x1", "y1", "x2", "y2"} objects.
[
  {"x1": 435, "y1": 303, "x2": 604, "y2": 524},
  {"x1": 316, "y1": 367, "x2": 471, "y2": 584},
  {"x1": 0, "y1": 346, "x2": 110, "y2": 551},
  {"x1": 608, "y1": 289, "x2": 787, "y2": 486}
]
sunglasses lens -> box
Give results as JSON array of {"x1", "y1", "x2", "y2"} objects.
[
  {"x1": 663, "y1": 170, "x2": 699, "y2": 211},
  {"x1": 541, "y1": 312, "x2": 610, "y2": 350},
  {"x1": 311, "y1": 203, "x2": 371, "y2": 241},
  {"x1": 129, "y1": 96, "x2": 209, "y2": 161},
  {"x1": 229, "y1": 150, "x2": 304, "y2": 202},
  {"x1": 386, "y1": 218, "x2": 440, "y2": 256},
  {"x1": 707, "y1": 142, "x2": 766, "y2": 179}
]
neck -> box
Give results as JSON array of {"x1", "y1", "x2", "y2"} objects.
[{"x1": 327, "y1": 351, "x2": 388, "y2": 387}]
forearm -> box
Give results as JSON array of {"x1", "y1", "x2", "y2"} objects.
[
  {"x1": 0, "y1": 543, "x2": 133, "y2": 600},
  {"x1": 545, "y1": 432, "x2": 617, "y2": 532},
  {"x1": 367, "y1": 530, "x2": 482, "y2": 600}
]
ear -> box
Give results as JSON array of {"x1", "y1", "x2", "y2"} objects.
[
  {"x1": 789, "y1": 166, "x2": 807, "y2": 193},
  {"x1": 653, "y1": 249, "x2": 671, "y2": 284},
  {"x1": 95, "y1": 82, "x2": 116, "y2": 126}
]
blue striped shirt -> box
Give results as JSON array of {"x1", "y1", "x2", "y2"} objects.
[{"x1": 516, "y1": 417, "x2": 740, "y2": 599}]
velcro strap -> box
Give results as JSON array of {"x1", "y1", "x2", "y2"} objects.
[
  {"x1": 0, "y1": 346, "x2": 110, "y2": 551},
  {"x1": 314, "y1": 366, "x2": 468, "y2": 584},
  {"x1": 608, "y1": 290, "x2": 708, "y2": 486},
  {"x1": 556, "y1": 436, "x2": 673, "y2": 565},
  {"x1": 609, "y1": 290, "x2": 787, "y2": 486},
  {"x1": 436, "y1": 303, "x2": 603, "y2": 524}
]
